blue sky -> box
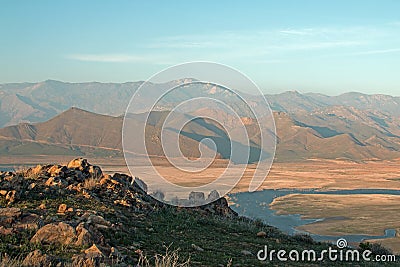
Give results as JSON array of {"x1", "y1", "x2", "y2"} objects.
[{"x1": 1, "y1": 0, "x2": 400, "y2": 95}]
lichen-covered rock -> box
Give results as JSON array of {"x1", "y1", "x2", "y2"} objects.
[
  {"x1": 0, "y1": 207, "x2": 21, "y2": 219},
  {"x1": 44, "y1": 176, "x2": 67, "y2": 187},
  {"x1": 47, "y1": 165, "x2": 68, "y2": 177},
  {"x1": 15, "y1": 213, "x2": 43, "y2": 230},
  {"x1": 31, "y1": 222, "x2": 76, "y2": 245},
  {"x1": 87, "y1": 214, "x2": 111, "y2": 229},
  {"x1": 67, "y1": 158, "x2": 89, "y2": 171},
  {"x1": 88, "y1": 165, "x2": 102, "y2": 178},
  {"x1": 5, "y1": 190, "x2": 17, "y2": 203},
  {"x1": 75, "y1": 222, "x2": 93, "y2": 246}
]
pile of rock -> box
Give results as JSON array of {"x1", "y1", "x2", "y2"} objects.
[{"x1": 0, "y1": 158, "x2": 238, "y2": 266}]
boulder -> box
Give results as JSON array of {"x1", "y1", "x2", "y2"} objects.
[
  {"x1": 28, "y1": 165, "x2": 46, "y2": 176},
  {"x1": 84, "y1": 244, "x2": 105, "y2": 259},
  {"x1": 189, "y1": 192, "x2": 205, "y2": 202},
  {"x1": 88, "y1": 165, "x2": 102, "y2": 178},
  {"x1": 45, "y1": 176, "x2": 67, "y2": 187},
  {"x1": 87, "y1": 214, "x2": 111, "y2": 229},
  {"x1": 0, "y1": 208, "x2": 21, "y2": 228},
  {"x1": 0, "y1": 207, "x2": 21, "y2": 218},
  {"x1": 75, "y1": 222, "x2": 93, "y2": 246},
  {"x1": 256, "y1": 231, "x2": 267, "y2": 238},
  {"x1": 67, "y1": 158, "x2": 89, "y2": 171},
  {"x1": 47, "y1": 165, "x2": 68, "y2": 177},
  {"x1": 207, "y1": 190, "x2": 220, "y2": 202},
  {"x1": 31, "y1": 222, "x2": 76, "y2": 245},
  {"x1": 15, "y1": 213, "x2": 43, "y2": 230}
]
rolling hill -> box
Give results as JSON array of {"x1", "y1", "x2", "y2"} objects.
[{"x1": 1, "y1": 107, "x2": 399, "y2": 162}]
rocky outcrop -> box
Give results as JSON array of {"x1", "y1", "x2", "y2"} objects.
[
  {"x1": 0, "y1": 158, "x2": 238, "y2": 266},
  {"x1": 31, "y1": 222, "x2": 77, "y2": 245}
]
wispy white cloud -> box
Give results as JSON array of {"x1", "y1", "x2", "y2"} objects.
[
  {"x1": 279, "y1": 29, "x2": 314, "y2": 36},
  {"x1": 351, "y1": 48, "x2": 400, "y2": 55},
  {"x1": 148, "y1": 27, "x2": 370, "y2": 53},
  {"x1": 67, "y1": 25, "x2": 398, "y2": 64}
]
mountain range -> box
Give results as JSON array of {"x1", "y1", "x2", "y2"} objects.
[{"x1": 0, "y1": 80, "x2": 399, "y2": 162}]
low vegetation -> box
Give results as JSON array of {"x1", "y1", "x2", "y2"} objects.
[{"x1": 0, "y1": 158, "x2": 398, "y2": 266}]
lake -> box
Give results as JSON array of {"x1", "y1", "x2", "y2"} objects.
[{"x1": 229, "y1": 189, "x2": 399, "y2": 243}]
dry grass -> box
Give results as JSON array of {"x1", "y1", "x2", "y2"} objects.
[
  {"x1": 82, "y1": 177, "x2": 99, "y2": 189},
  {"x1": 137, "y1": 248, "x2": 190, "y2": 267},
  {"x1": 0, "y1": 255, "x2": 23, "y2": 267}
]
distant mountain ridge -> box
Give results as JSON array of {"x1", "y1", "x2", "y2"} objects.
[
  {"x1": 1, "y1": 80, "x2": 399, "y2": 161},
  {"x1": 1, "y1": 80, "x2": 400, "y2": 127}
]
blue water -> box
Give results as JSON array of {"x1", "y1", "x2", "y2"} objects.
[{"x1": 229, "y1": 189, "x2": 399, "y2": 243}]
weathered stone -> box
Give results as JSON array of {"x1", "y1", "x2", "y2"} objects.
[
  {"x1": 31, "y1": 222, "x2": 76, "y2": 245},
  {"x1": 15, "y1": 213, "x2": 42, "y2": 230},
  {"x1": 88, "y1": 165, "x2": 102, "y2": 178},
  {"x1": 256, "y1": 231, "x2": 267, "y2": 237},
  {"x1": 45, "y1": 176, "x2": 67, "y2": 187},
  {"x1": 87, "y1": 214, "x2": 111, "y2": 228},
  {"x1": 191, "y1": 243, "x2": 204, "y2": 252},
  {"x1": 84, "y1": 244, "x2": 105, "y2": 259},
  {"x1": 152, "y1": 190, "x2": 165, "y2": 200},
  {"x1": 5, "y1": 190, "x2": 17, "y2": 203},
  {"x1": 47, "y1": 165, "x2": 68, "y2": 177},
  {"x1": 207, "y1": 190, "x2": 220, "y2": 202},
  {"x1": 75, "y1": 222, "x2": 93, "y2": 246},
  {"x1": 114, "y1": 199, "x2": 130, "y2": 207},
  {"x1": 202, "y1": 198, "x2": 238, "y2": 218},
  {"x1": 189, "y1": 191, "x2": 205, "y2": 203},
  {"x1": 67, "y1": 158, "x2": 89, "y2": 171},
  {"x1": 57, "y1": 204, "x2": 67, "y2": 214},
  {"x1": 0, "y1": 207, "x2": 21, "y2": 218},
  {"x1": 29, "y1": 165, "x2": 45, "y2": 176}
]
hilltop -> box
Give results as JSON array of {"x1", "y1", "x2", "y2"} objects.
[{"x1": 1, "y1": 158, "x2": 394, "y2": 266}]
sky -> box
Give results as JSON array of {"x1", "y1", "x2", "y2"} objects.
[{"x1": 1, "y1": 0, "x2": 400, "y2": 95}]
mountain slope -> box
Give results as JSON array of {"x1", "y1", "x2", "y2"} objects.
[{"x1": 1, "y1": 108, "x2": 399, "y2": 161}]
